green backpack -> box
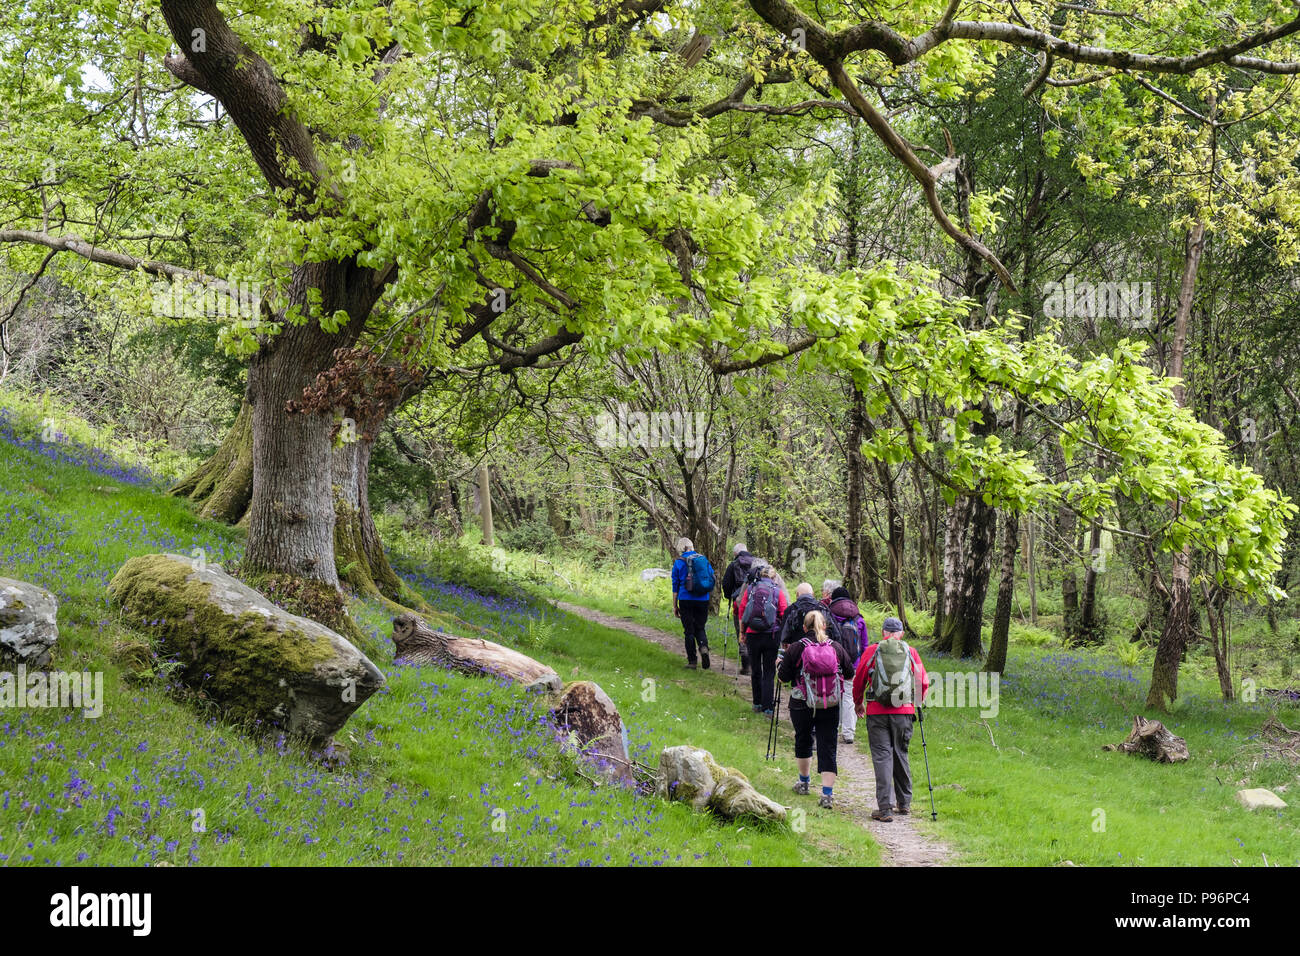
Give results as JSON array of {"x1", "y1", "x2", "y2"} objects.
[{"x1": 868, "y1": 638, "x2": 916, "y2": 707}]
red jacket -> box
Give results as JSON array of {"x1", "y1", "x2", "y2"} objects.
[
  {"x1": 735, "y1": 581, "x2": 788, "y2": 637},
  {"x1": 853, "y1": 641, "x2": 929, "y2": 716}
]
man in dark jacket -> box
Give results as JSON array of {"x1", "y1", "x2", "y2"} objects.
[
  {"x1": 720, "y1": 543, "x2": 757, "y2": 675},
  {"x1": 778, "y1": 582, "x2": 836, "y2": 648}
]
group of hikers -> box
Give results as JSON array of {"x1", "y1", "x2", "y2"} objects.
[{"x1": 671, "y1": 539, "x2": 930, "y2": 819}]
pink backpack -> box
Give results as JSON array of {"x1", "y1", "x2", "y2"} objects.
[{"x1": 798, "y1": 640, "x2": 842, "y2": 710}]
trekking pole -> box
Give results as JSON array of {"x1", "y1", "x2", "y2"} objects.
[
  {"x1": 916, "y1": 705, "x2": 937, "y2": 821},
  {"x1": 765, "y1": 683, "x2": 783, "y2": 760}
]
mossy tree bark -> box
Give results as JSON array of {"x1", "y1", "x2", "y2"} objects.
[{"x1": 170, "y1": 399, "x2": 254, "y2": 523}]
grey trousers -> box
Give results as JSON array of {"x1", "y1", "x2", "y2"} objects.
[{"x1": 867, "y1": 713, "x2": 914, "y2": 812}]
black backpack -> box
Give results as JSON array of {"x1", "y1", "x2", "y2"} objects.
[
  {"x1": 741, "y1": 577, "x2": 779, "y2": 632},
  {"x1": 835, "y1": 616, "x2": 862, "y2": 660}
]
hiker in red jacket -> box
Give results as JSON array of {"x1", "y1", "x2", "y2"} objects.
[
  {"x1": 736, "y1": 565, "x2": 788, "y2": 715},
  {"x1": 852, "y1": 617, "x2": 930, "y2": 822}
]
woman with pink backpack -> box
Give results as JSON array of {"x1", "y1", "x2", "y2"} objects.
[{"x1": 775, "y1": 609, "x2": 855, "y2": 809}]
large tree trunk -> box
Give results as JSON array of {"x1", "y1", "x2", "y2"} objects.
[
  {"x1": 1147, "y1": 219, "x2": 1206, "y2": 711},
  {"x1": 241, "y1": 263, "x2": 379, "y2": 588}
]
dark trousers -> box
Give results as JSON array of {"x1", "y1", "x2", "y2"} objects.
[
  {"x1": 747, "y1": 631, "x2": 778, "y2": 710},
  {"x1": 867, "y1": 713, "x2": 914, "y2": 812},
  {"x1": 732, "y1": 607, "x2": 750, "y2": 669},
  {"x1": 789, "y1": 702, "x2": 840, "y2": 775},
  {"x1": 679, "y1": 600, "x2": 710, "y2": 663}
]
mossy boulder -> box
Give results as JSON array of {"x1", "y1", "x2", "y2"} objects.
[
  {"x1": 0, "y1": 577, "x2": 58, "y2": 668},
  {"x1": 108, "y1": 554, "x2": 384, "y2": 743},
  {"x1": 655, "y1": 745, "x2": 786, "y2": 822}
]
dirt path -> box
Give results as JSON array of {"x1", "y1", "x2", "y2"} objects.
[{"x1": 552, "y1": 600, "x2": 955, "y2": 867}]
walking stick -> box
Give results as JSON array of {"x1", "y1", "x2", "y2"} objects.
[
  {"x1": 765, "y1": 683, "x2": 783, "y2": 761},
  {"x1": 916, "y1": 705, "x2": 937, "y2": 821}
]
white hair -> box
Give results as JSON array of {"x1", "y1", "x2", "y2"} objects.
[
  {"x1": 822, "y1": 579, "x2": 841, "y2": 597},
  {"x1": 733, "y1": 542, "x2": 747, "y2": 555},
  {"x1": 676, "y1": 537, "x2": 694, "y2": 553},
  {"x1": 795, "y1": 582, "x2": 814, "y2": 598}
]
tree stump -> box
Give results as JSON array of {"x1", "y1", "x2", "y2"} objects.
[
  {"x1": 551, "y1": 681, "x2": 634, "y2": 786},
  {"x1": 391, "y1": 613, "x2": 561, "y2": 694},
  {"x1": 1102, "y1": 715, "x2": 1190, "y2": 763}
]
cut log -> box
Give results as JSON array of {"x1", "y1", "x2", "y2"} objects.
[
  {"x1": 551, "y1": 681, "x2": 634, "y2": 786},
  {"x1": 1102, "y1": 715, "x2": 1190, "y2": 763},
  {"x1": 391, "y1": 613, "x2": 561, "y2": 694}
]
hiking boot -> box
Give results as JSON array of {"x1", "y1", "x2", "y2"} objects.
[
  {"x1": 841, "y1": 733, "x2": 855, "y2": 744},
  {"x1": 752, "y1": 704, "x2": 764, "y2": 713},
  {"x1": 871, "y1": 809, "x2": 894, "y2": 822},
  {"x1": 685, "y1": 661, "x2": 697, "y2": 670},
  {"x1": 818, "y1": 793, "x2": 833, "y2": 810},
  {"x1": 791, "y1": 780, "x2": 810, "y2": 796},
  {"x1": 895, "y1": 805, "x2": 910, "y2": 816},
  {"x1": 700, "y1": 646, "x2": 710, "y2": 669},
  {"x1": 740, "y1": 663, "x2": 750, "y2": 676}
]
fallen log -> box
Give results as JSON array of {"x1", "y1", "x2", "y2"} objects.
[
  {"x1": 1102, "y1": 715, "x2": 1189, "y2": 763},
  {"x1": 391, "y1": 613, "x2": 562, "y2": 695}
]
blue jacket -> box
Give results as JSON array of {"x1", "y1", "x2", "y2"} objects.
[{"x1": 672, "y1": 551, "x2": 713, "y2": 602}]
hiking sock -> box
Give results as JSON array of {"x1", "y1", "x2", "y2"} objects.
[
  {"x1": 799, "y1": 774, "x2": 810, "y2": 786},
  {"x1": 821, "y1": 785, "x2": 833, "y2": 797}
]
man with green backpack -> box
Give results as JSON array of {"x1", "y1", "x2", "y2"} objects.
[{"x1": 852, "y1": 617, "x2": 930, "y2": 822}]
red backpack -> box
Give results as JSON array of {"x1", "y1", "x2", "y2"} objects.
[{"x1": 797, "y1": 639, "x2": 842, "y2": 710}]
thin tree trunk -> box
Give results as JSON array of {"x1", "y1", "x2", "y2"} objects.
[
  {"x1": 1147, "y1": 219, "x2": 1206, "y2": 710},
  {"x1": 843, "y1": 383, "x2": 868, "y2": 598},
  {"x1": 1077, "y1": 517, "x2": 1104, "y2": 643},
  {"x1": 987, "y1": 511, "x2": 1020, "y2": 674},
  {"x1": 1026, "y1": 513, "x2": 1038, "y2": 625},
  {"x1": 478, "y1": 461, "x2": 495, "y2": 548}
]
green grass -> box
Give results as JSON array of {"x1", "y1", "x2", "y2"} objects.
[
  {"x1": 4, "y1": 406, "x2": 1298, "y2": 867},
  {"x1": 0, "y1": 425, "x2": 870, "y2": 866},
  {"x1": 912, "y1": 648, "x2": 1300, "y2": 865}
]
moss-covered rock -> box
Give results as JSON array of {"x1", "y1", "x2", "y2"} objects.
[
  {"x1": 108, "y1": 554, "x2": 384, "y2": 743},
  {"x1": 0, "y1": 577, "x2": 58, "y2": 668},
  {"x1": 655, "y1": 745, "x2": 787, "y2": 822}
]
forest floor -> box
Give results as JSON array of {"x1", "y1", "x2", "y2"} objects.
[{"x1": 552, "y1": 600, "x2": 954, "y2": 865}]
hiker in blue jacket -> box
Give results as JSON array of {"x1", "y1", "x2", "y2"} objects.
[{"x1": 671, "y1": 536, "x2": 714, "y2": 669}]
